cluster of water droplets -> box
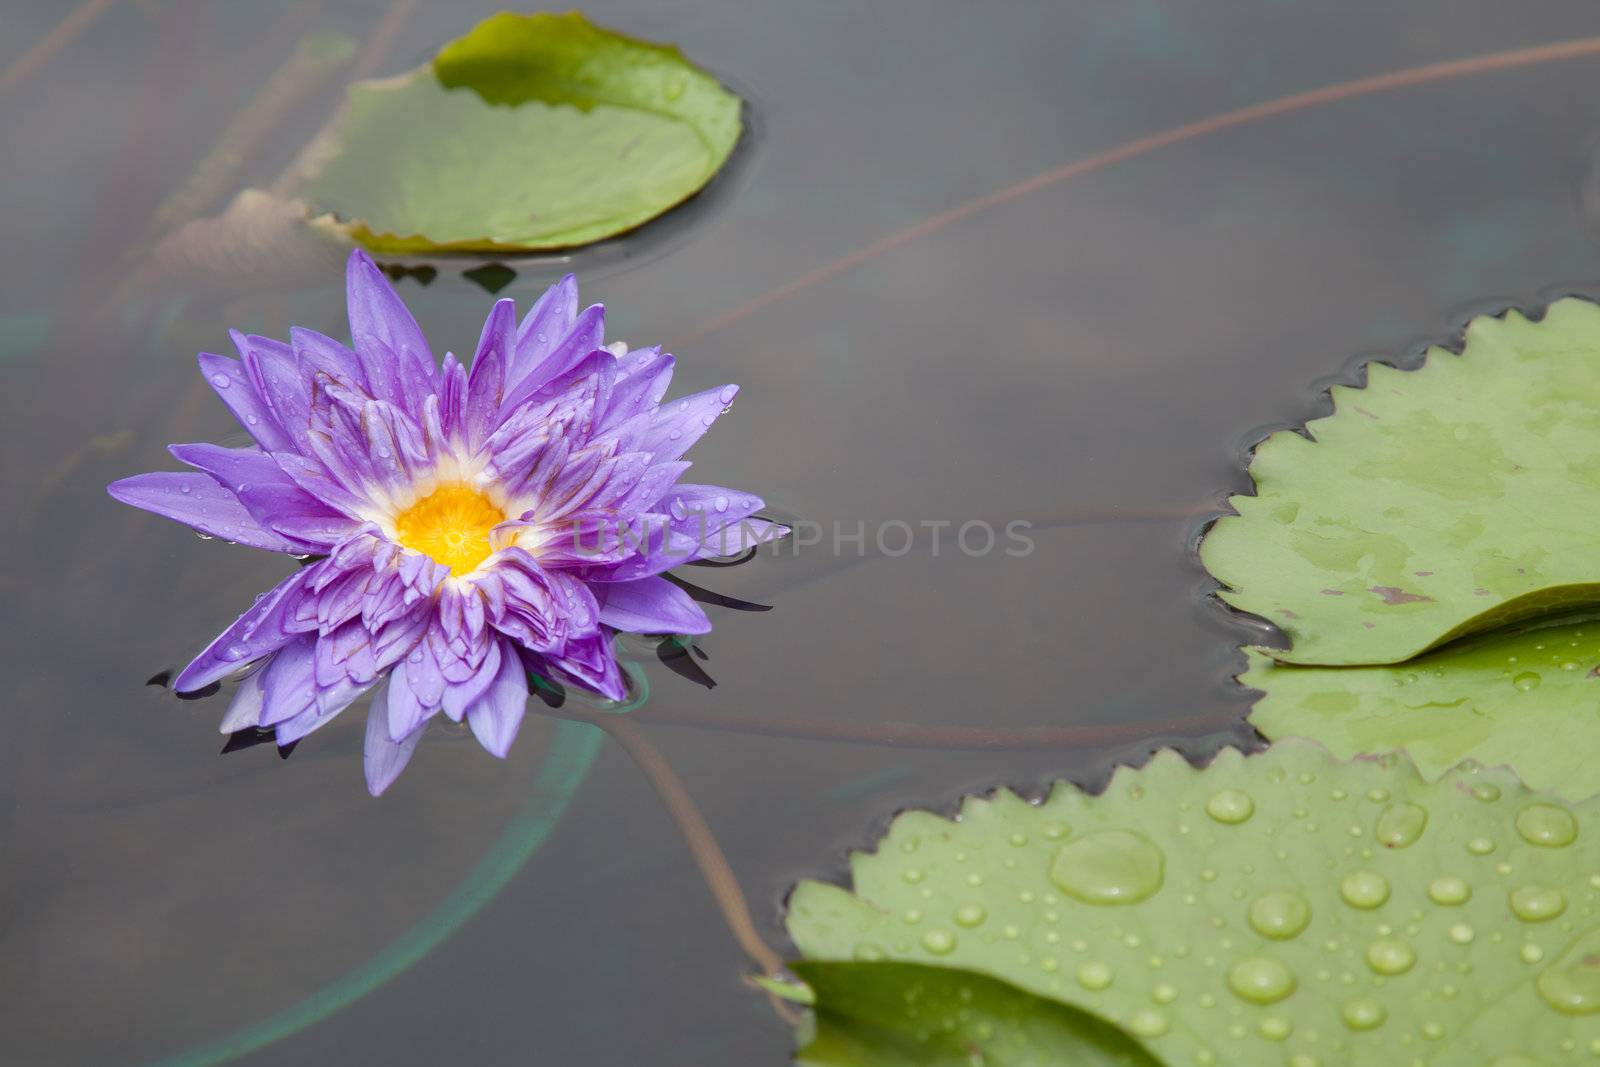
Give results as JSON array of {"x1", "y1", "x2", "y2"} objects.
[{"x1": 813, "y1": 751, "x2": 1600, "y2": 1065}]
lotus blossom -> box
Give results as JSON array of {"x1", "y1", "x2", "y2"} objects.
[{"x1": 110, "y1": 250, "x2": 779, "y2": 794}]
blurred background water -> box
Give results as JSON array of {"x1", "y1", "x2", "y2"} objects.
[{"x1": 4, "y1": 1, "x2": 1600, "y2": 1063}]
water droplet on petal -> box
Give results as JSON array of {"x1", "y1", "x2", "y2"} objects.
[
  {"x1": 718, "y1": 385, "x2": 737, "y2": 404},
  {"x1": 211, "y1": 373, "x2": 230, "y2": 388},
  {"x1": 1048, "y1": 830, "x2": 1164, "y2": 905}
]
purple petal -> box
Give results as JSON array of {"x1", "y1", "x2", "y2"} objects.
[
  {"x1": 595, "y1": 576, "x2": 711, "y2": 635},
  {"x1": 466, "y1": 642, "x2": 528, "y2": 758},
  {"x1": 345, "y1": 249, "x2": 435, "y2": 410},
  {"x1": 109, "y1": 472, "x2": 296, "y2": 552},
  {"x1": 599, "y1": 348, "x2": 673, "y2": 430},
  {"x1": 536, "y1": 631, "x2": 626, "y2": 702},
  {"x1": 218, "y1": 667, "x2": 267, "y2": 733},
  {"x1": 638, "y1": 384, "x2": 738, "y2": 463},
  {"x1": 440, "y1": 636, "x2": 502, "y2": 722},
  {"x1": 276, "y1": 677, "x2": 369, "y2": 744},
  {"x1": 174, "y1": 569, "x2": 313, "y2": 692},
  {"x1": 257, "y1": 635, "x2": 317, "y2": 725},
  {"x1": 387, "y1": 660, "x2": 433, "y2": 740},
  {"x1": 168, "y1": 442, "x2": 354, "y2": 549},
  {"x1": 464, "y1": 298, "x2": 516, "y2": 445},
  {"x1": 365, "y1": 693, "x2": 426, "y2": 797},
  {"x1": 198, "y1": 352, "x2": 293, "y2": 452},
  {"x1": 289, "y1": 326, "x2": 366, "y2": 391},
  {"x1": 499, "y1": 305, "x2": 607, "y2": 414},
  {"x1": 509, "y1": 274, "x2": 578, "y2": 385}
]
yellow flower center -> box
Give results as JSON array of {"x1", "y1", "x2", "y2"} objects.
[{"x1": 392, "y1": 483, "x2": 506, "y2": 576}]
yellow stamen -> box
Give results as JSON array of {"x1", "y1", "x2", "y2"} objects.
[{"x1": 393, "y1": 483, "x2": 505, "y2": 576}]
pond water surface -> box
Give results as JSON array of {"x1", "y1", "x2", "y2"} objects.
[{"x1": 5, "y1": 1, "x2": 1600, "y2": 1063}]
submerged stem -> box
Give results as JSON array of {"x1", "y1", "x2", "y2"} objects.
[{"x1": 594, "y1": 715, "x2": 788, "y2": 980}]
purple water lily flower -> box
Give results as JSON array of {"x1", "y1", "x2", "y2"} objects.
[{"x1": 110, "y1": 250, "x2": 780, "y2": 794}]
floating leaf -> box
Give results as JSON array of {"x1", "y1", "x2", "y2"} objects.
[
  {"x1": 787, "y1": 740, "x2": 1600, "y2": 1065},
  {"x1": 301, "y1": 12, "x2": 743, "y2": 253},
  {"x1": 1200, "y1": 299, "x2": 1600, "y2": 666},
  {"x1": 791, "y1": 960, "x2": 1158, "y2": 1067},
  {"x1": 1245, "y1": 616, "x2": 1600, "y2": 799}
]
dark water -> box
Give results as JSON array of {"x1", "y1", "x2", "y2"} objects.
[{"x1": 5, "y1": 1, "x2": 1600, "y2": 1063}]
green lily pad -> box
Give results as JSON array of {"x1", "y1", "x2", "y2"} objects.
[
  {"x1": 301, "y1": 11, "x2": 742, "y2": 253},
  {"x1": 787, "y1": 740, "x2": 1600, "y2": 1066},
  {"x1": 1245, "y1": 616, "x2": 1600, "y2": 800},
  {"x1": 791, "y1": 960, "x2": 1159, "y2": 1067},
  {"x1": 1200, "y1": 298, "x2": 1600, "y2": 666}
]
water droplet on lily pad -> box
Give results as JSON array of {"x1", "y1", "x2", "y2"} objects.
[
  {"x1": 1048, "y1": 830, "x2": 1164, "y2": 905},
  {"x1": 919, "y1": 929, "x2": 956, "y2": 955},
  {"x1": 1128, "y1": 1008, "x2": 1168, "y2": 1037},
  {"x1": 1249, "y1": 891, "x2": 1312, "y2": 940},
  {"x1": 1375, "y1": 802, "x2": 1427, "y2": 848},
  {"x1": 1509, "y1": 885, "x2": 1567, "y2": 923},
  {"x1": 1226, "y1": 957, "x2": 1296, "y2": 1004},
  {"x1": 1364, "y1": 938, "x2": 1416, "y2": 975},
  {"x1": 1517, "y1": 804, "x2": 1578, "y2": 848},
  {"x1": 1206, "y1": 789, "x2": 1255, "y2": 824},
  {"x1": 1339, "y1": 871, "x2": 1390, "y2": 909},
  {"x1": 1341, "y1": 997, "x2": 1387, "y2": 1030},
  {"x1": 1076, "y1": 960, "x2": 1113, "y2": 991},
  {"x1": 1428, "y1": 876, "x2": 1472, "y2": 905},
  {"x1": 1537, "y1": 928, "x2": 1600, "y2": 1015}
]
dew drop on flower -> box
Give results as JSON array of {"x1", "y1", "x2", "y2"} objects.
[{"x1": 211, "y1": 373, "x2": 230, "y2": 388}]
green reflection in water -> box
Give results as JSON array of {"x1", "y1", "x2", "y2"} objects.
[{"x1": 144, "y1": 719, "x2": 604, "y2": 1067}]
